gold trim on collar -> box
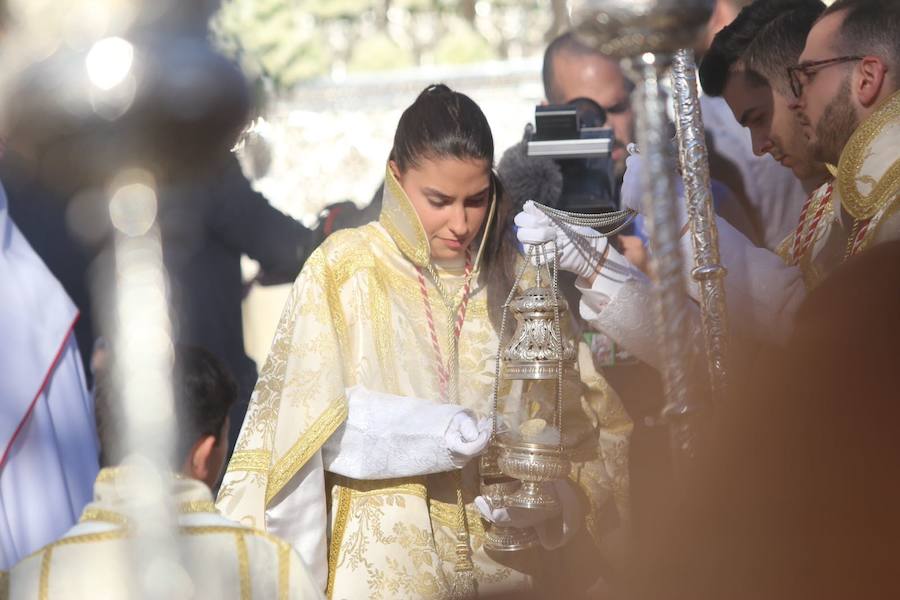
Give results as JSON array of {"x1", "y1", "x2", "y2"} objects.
[
  {"x1": 837, "y1": 89, "x2": 900, "y2": 220},
  {"x1": 379, "y1": 165, "x2": 431, "y2": 267},
  {"x1": 377, "y1": 163, "x2": 498, "y2": 276},
  {"x1": 79, "y1": 500, "x2": 220, "y2": 526}
]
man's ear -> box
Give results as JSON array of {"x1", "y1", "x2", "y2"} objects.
[
  {"x1": 184, "y1": 434, "x2": 217, "y2": 483},
  {"x1": 856, "y1": 57, "x2": 889, "y2": 108}
]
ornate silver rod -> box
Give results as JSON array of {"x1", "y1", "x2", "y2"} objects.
[
  {"x1": 671, "y1": 48, "x2": 729, "y2": 403},
  {"x1": 625, "y1": 53, "x2": 699, "y2": 461}
]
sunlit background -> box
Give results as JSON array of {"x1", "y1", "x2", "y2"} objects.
[{"x1": 211, "y1": 0, "x2": 571, "y2": 362}]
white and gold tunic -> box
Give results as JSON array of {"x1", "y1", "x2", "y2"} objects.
[
  {"x1": 216, "y1": 168, "x2": 632, "y2": 599},
  {"x1": 4, "y1": 467, "x2": 321, "y2": 599}
]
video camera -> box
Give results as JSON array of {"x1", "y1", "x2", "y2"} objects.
[{"x1": 526, "y1": 97, "x2": 619, "y2": 213}]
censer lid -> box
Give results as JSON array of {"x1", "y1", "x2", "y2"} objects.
[
  {"x1": 500, "y1": 285, "x2": 577, "y2": 380},
  {"x1": 508, "y1": 286, "x2": 571, "y2": 316}
]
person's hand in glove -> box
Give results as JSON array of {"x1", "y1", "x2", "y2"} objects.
[
  {"x1": 446, "y1": 414, "x2": 492, "y2": 467},
  {"x1": 514, "y1": 200, "x2": 611, "y2": 283},
  {"x1": 474, "y1": 479, "x2": 584, "y2": 550}
]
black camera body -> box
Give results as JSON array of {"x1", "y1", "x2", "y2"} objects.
[{"x1": 526, "y1": 98, "x2": 619, "y2": 213}]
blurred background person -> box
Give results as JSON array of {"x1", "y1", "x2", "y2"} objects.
[
  {"x1": 3, "y1": 139, "x2": 362, "y2": 454},
  {"x1": 7, "y1": 345, "x2": 323, "y2": 599},
  {"x1": 0, "y1": 180, "x2": 99, "y2": 570},
  {"x1": 629, "y1": 239, "x2": 900, "y2": 600}
]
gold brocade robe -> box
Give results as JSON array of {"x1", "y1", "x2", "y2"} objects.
[
  {"x1": 5, "y1": 467, "x2": 321, "y2": 599},
  {"x1": 216, "y1": 168, "x2": 633, "y2": 599},
  {"x1": 776, "y1": 89, "x2": 900, "y2": 285}
]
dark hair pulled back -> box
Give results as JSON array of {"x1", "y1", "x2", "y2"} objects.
[{"x1": 390, "y1": 84, "x2": 494, "y2": 173}]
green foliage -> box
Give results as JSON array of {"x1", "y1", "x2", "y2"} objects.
[
  {"x1": 211, "y1": 0, "x2": 547, "y2": 91},
  {"x1": 298, "y1": 0, "x2": 378, "y2": 19},
  {"x1": 348, "y1": 33, "x2": 415, "y2": 72},
  {"x1": 211, "y1": 0, "x2": 331, "y2": 91},
  {"x1": 433, "y1": 19, "x2": 496, "y2": 65}
]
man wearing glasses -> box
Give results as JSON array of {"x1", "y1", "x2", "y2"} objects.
[{"x1": 789, "y1": 0, "x2": 900, "y2": 258}]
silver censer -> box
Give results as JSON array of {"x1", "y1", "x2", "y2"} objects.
[{"x1": 484, "y1": 252, "x2": 596, "y2": 552}]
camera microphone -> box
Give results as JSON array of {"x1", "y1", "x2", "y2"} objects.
[{"x1": 497, "y1": 138, "x2": 564, "y2": 211}]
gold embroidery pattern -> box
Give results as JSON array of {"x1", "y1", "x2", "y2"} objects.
[
  {"x1": 179, "y1": 501, "x2": 218, "y2": 514},
  {"x1": 277, "y1": 537, "x2": 290, "y2": 600},
  {"x1": 326, "y1": 483, "x2": 352, "y2": 599},
  {"x1": 227, "y1": 450, "x2": 271, "y2": 474},
  {"x1": 266, "y1": 397, "x2": 348, "y2": 505},
  {"x1": 79, "y1": 508, "x2": 128, "y2": 525},
  {"x1": 38, "y1": 548, "x2": 52, "y2": 600},
  {"x1": 322, "y1": 259, "x2": 350, "y2": 353},
  {"x1": 234, "y1": 532, "x2": 251, "y2": 600},
  {"x1": 94, "y1": 467, "x2": 127, "y2": 484},
  {"x1": 367, "y1": 268, "x2": 399, "y2": 393},
  {"x1": 0, "y1": 569, "x2": 8, "y2": 600},
  {"x1": 429, "y1": 500, "x2": 485, "y2": 537},
  {"x1": 339, "y1": 476, "x2": 428, "y2": 498},
  {"x1": 838, "y1": 90, "x2": 900, "y2": 220},
  {"x1": 33, "y1": 532, "x2": 131, "y2": 598},
  {"x1": 856, "y1": 192, "x2": 900, "y2": 254},
  {"x1": 80, "y1": 501, "x2": 219, "y2": 526}
]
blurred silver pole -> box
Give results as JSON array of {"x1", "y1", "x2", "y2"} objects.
[
  {"x1": 109, "y1": 176, "x2": 185, "y2": 598},
  {"x1": 671, "y1": 49, "x2": 729, "y2": 403},
  {"x1": 626, "y1": 52, "x2": 697, "y2": 459},
  {"x1": 569, "y1": 0, "x2": 718, "y2": 465}
]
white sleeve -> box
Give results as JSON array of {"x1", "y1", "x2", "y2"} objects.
[
  {"x1": 578, "y1": 215, "x2": 806, "y2": 356},
  {"x1": 320, "y1": 386, "x2": 470, "y2": 480},
  {"x1": 266, "y1": 452, "x2": 328, "y2": 593},
  {"x1": 698, "y1": 216, "x2": 806, "y2": 344},
  {"x1": 574, "y1": 248, "x2": 672, "y2": 369}
]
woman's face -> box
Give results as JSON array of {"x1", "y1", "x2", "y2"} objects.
[{"x1": 391, "y1": 156, "x2": 491, "y2": 262}]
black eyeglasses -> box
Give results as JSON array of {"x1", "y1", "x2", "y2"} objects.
[{"x1": 788, "y1": 55, "x2": 863, "y2": 98}]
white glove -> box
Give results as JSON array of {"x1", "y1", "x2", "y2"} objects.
[
  {"x1": 514, "y1": 200, "x2": 610, "y2": 281},
  {"x1": 474, "y1": 479, "x2": 584, "y2": 550},
  {"x1": 446, "y1": 414, "x2": 491, "y2": 467},
  {"x1": 620, "y1": 153, "x2": 688, "y2": 227}
]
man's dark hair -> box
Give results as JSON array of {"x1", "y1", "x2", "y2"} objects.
[
  {"x1": 700, "y1": 0, "x2": 826, "y2": 97},
  {"x1": 96, "y1": 345, "x2": 237, "y2": 467},
  {"x1": 171, "y1": 345, "x2": 237, "y2": 460},
  {"x1": 542, "y1": 31, "x2": 600, "y2": 104},
  {"x1": 822, "y1": 0, "x2": 900, "y2": 76}
]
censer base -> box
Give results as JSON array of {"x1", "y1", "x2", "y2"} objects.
[
  {"x1": 505, "y1": 480, "x2": 561, "y2": 513},
  {"x1": 484, "y1": 524, "x2": 539, "y2": 552}
]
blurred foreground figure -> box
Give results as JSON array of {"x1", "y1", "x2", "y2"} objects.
[
  {"x1": 0, "y1": 182, "x2": 98, "y2": 570},
  {"x1": 632, "y1": 240, "x2": 900, "y2": 600},
  {"x1": 5, "y1": 346, "x2": 322, "y2": 599}
]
